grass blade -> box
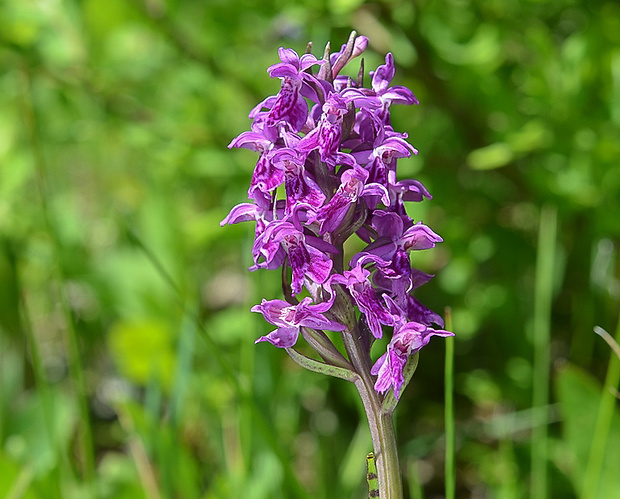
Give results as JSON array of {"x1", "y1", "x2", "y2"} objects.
[
  {"x1": 581, "y1": 320, "x2": 620, "y2": 499},
  {"x1": 531, "y1": 204, "x2": 557, "y2": 499}
]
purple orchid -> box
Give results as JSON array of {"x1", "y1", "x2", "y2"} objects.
[
  {"x1": 228, "y1": 130, "x2": 283, "y2": 199},
  {"x1": 371, "y1": 296, "x2": 453, "y2": 398},
  {"x1": 370, "y1": 53, "x2": 419, "y2": 106},
  {"x1": 265, "y1": 48, "x2": 324, "y2": 131},
  {"x1": 330, "y1": 265, "x2": 394, "y2": 339},
  {"x1": 223, "y1": 33, "x2": 451, "y2": 497},
  {"x1": 253, "y1": 296, "x2": 345, "y2": 348},
  {"x1": 270, "y1": 148, "x2": 326, "y2": 213},
  {"x1": 387, "y1": 177, "x2": 432, "y2": 217},
  {"x1": 298, "y1": 93, "x2": 354, "y2": 168},
  {"x1": 351, "y1": 211, "x2": 442, "y2": 301},
  {"x1": 223, "y1": 31, "x2": 450, "y2": 410},
  {"x1": 312, "y1": 166, "x2": 388, "y2": 235},
  {"x1": 253, "y1": 219, "x2": 335, "y2": 294}
]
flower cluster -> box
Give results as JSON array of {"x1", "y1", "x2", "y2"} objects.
[{"x1": 222, "y1": 33, "x2": 452, "y2": 399}]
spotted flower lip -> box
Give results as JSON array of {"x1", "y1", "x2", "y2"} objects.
[
  {"x1": 253, "y1": 297, "x2": 346, "y2": 348},
  {"x1": 330, "y1": 265, "x2": 394, "y2": 339},
  {"x1": 253, "y1": 219, "x2": 335, "y2": 294},
  {"x1": 264, "y1": 48, "x2": 326, "y2": 131},
  {"x1": 297, "y1": 93, "x2": 351, "y2": 167},
  {"x1": 270, "y1": 148, "x2": 326, "y2": 213}
]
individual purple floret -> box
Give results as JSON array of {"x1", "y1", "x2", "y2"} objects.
[
  {"x1": 221, "y1": 32, "x2": 451, "y2": 402},
  {"x1": 298, "y1": 93, "x2": 354, "y2": 168},
  {"x1": 330, "y1": 265, "x2": 394, "y2": 339},
  {"x1": 266, "y1": 48, "x2": 325, "y2": 131},
  {"x1": 371, "y1": 297, "x2": 453, "y2": 399},
  {"x1": 253, "y1": 297, "x2": 345, "y2": 348},
  {"x1": 270, "y1": 148, "x2": 326, "y2": 213}
]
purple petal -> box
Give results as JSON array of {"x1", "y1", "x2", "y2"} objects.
[
  {"x1": 373, "y1": 349, "x2": 407, "y2": 397},
  {"x1": 299, "y1": 314, "x2": 345, "y2": 332},
  {"x1": 305, "y1": 235, "x2": 339, "y2": 255},
  {"x1": 304, "y1": 245, "x2": 333, "y2": 286},
  {"x1": 229, "y1": 131, "x2": 272, "y2": 152},
  {"x1": 406, "y1": 296, "x2": 444, "y2": 327},
  {"x1": 371, "y1": 53, "x2": 396, "y2": 93},
  {"x1": 248, "y1": 96, "x2": 277, "y2": 119},
  {"x1": 251, "y1": 298, "x2": 293, "y2": 327},
  {"x1": 268, "y1": 64, "x2": 302, "y2": 79},
  {"x1": 299, "y1": 53, "x2": 324, "y2": 71},
  {"x1": 395, "y1": 323, "x2": 454, "y2": 352},
  {"x1": 391, "y1": 179, "x2": 431, "y2": 203},
  {"x1": 267, "y1": 77, "x2": 308, "y2": 131},
  {"x1": 277, "y1": 47, "x2": 301, "y2": 67},
  {"x1": 371, "y1": 210, "x2": 405, "y2": 239},
  {"x1": 315, "y1": 191, "x2": 356, "y2": 235},
  {"x1": 398, "y1": 224, "x2": 443, "y2": 251},
  {"x1": 249, "y1": 155, "x2": 284, "y2": 197},
  {"x1": 220, "y1": 203, "x2": 258, "y2": 226},
  {"x1": 351, "y1": 284, "x2": 392, "y2": 339},
  {"x1": 362, "y1": 182, "x2": 390, "y2": 206},
  {"x1": 370, "y1": 352, "x2": 387, "y2": 376},
  {"x1": 255, "y1": 326, "x2": 300, "y2": 348},
  {"x1": 381, "y1": 86, "x2": 419, "y2": 106},
  {"x1": 285, "y1": 171, "x2": 326, "y2": 212}
]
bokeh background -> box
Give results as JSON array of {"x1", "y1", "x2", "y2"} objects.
[{"x1": 2, "y1": 0, "x2": 620, "y2": 497}]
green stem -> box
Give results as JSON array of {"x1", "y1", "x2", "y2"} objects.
[
  {"x1": 333, "y1": 286, "x2": 402, "y2": 498},
  {"x1": 300, "y1": 327, "x2": 353, "y2": 370},
  {"x1": 285, "y1": 347, "x2": 357, "y2": 382},
  {"x1": 444, "y1": 308, "x2": 455, "y2": 499},
  {"x1": 328, "y1": 215, "x2": 402, "y2": 497},
  {"x1": 350, "y1": 355, "x2": 402, "y2": 499}
]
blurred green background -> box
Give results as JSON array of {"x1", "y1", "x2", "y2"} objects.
[{"x1": 1, "y1": 0, "x2": 620, "y2": 497}]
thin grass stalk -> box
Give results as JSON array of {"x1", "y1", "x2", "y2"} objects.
[
  {"x1": 19, "y1": 65, "x2": 95, "y2": 486},
  {"x1": 531, "y1": 204, "x2": 557, "y2": 499},
  {"x1": 444, "y1": 307, "x2": 455, "y2": 499},
  {"x1": 581, "y1": 317, "x2": 620, "y2": 499},
  {"x1": 145, "y1": 372, "x2": 169, "y2": 496}
]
